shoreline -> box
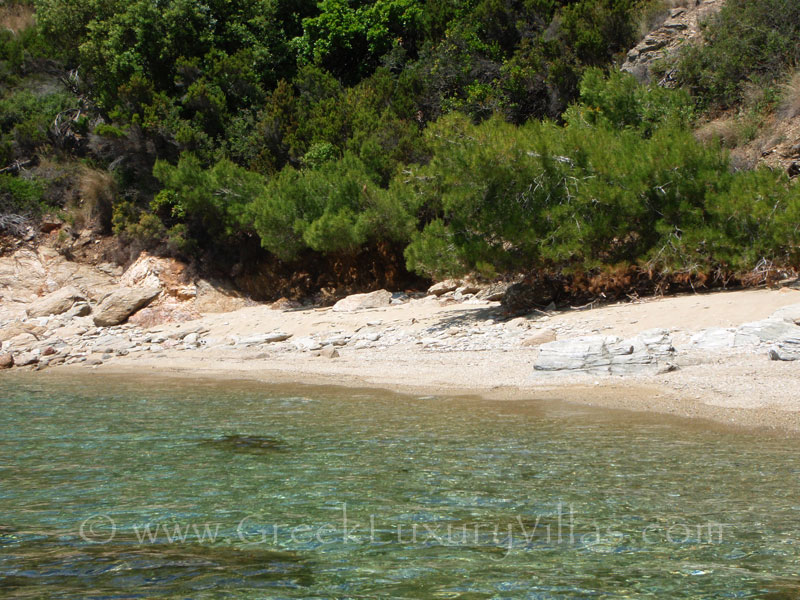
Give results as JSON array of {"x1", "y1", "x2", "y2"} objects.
[
  {"x1": 3, "y1": 247, "x2": 800, "y2": 433},
  {"x1": 43, "y1": 342, "x2": 800, "y2": 435}
]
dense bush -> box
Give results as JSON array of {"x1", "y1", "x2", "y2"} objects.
[
  {"x1": 5, "y1": 1, "x2": 800, "y2": 297},
  {"x1": 401, "y1": 72, "x2": 800, "y2": 279},
  {"x1": 0, "y1": 90, "x2": 74, "y2": 156}
]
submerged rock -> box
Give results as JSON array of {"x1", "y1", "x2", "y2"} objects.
[
  {"x1": 534, "y1": 328, "x2": 674, "y2": 375},
  {"x1": 203, "y1": 434, "x2": 285, "y2": 454},
  {"x1": 2, "y1": 534, "x2": 312, "y2": 592}
]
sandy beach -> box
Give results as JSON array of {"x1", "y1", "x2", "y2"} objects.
[
  {"x1": 3, "y1": 247, "x2": 800, "y2": 432},
  {"x1": 46, "y1": 286, "x2": 800, "y2": 434}
]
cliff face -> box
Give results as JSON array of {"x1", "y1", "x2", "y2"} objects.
[
  {"x1": 621, "y1": 0, "x2": 726, "y2": 84},
  {"x1": 623, "y1": 0, "x2": 800, "y2": 179}
]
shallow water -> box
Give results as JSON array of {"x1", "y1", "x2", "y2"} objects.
[{"x1": 1, "y1": 373, "x2": 799, "y2": 599}]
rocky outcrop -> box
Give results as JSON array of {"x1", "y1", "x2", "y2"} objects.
[
  {"x1": 332, "y1": 289, "x2": 392, "y2": 312},
  {"x1": 621, "y1": 1, "x2": 726, "y2": 83},
  {"x1": 534, "y1": 329, "x2": 675, "y2": 375},
  {"x1": 691, "y1": 315, "x2": 800, "y2": 350},
  {"x1": 0, "y1": 247, "x2": 116, "y2": 321},
  {"x1": 119, "y1": 252, "x2": 195, "y2": 300},
  {"x1": 25, "y1": 286, "x2": 87, "y2": 318},
  {"x1": 93, "y1": 287, "x2": 162, "y2": 327},
  {"x1": 737, "y1": 317, "x2": 800, "y2": 344}
]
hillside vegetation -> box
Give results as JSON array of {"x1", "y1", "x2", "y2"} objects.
[{"x1": 1, "y1": 0, "x2": 799, "y2": 300}]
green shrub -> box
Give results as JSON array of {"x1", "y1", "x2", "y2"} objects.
[
  {"x1": 250, "y1": 152, "x2": 415, "y2": 260},
  {"x1": 564, "y1": 68, "x2": 693, "y2": 135},
  {"x1": 0, "y1": 173, "x2": 44, "y2": 214},
  {"x1": 398, "y1": 91, "x2": 792, "y2": 279},
  {"x1": 94, "y1": 123, "x2": 127, "y2": 139},
  {"x1": 153, "y1": 153, "x2": 266, "y2": 240}
]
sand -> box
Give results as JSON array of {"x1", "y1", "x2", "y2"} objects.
[{"x1": 49, "y1": 286, "x2": 800, "y2": 434}]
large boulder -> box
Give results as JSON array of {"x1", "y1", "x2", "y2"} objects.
[
  {"x1": 93, "y1": 287, "x2": 162, "y2": 327},
  {"x1": 534, "y1": 329, "x2": 674, "y2": 375},
  {"x1": 501, "y1": 278, "x2": 556, "y2": 313},
  {"x1": 26, "y1": 286, "x2": 86, "y2": 318},
  {"x1": 428, "y1": 279, "x2": 460, "y2": 296},
  {"x1": 332, "y1": 290, "x2": 392, "y2": 312},
  {"x1": 476, "y1": 282, "x2": 510, "y2": 302},
  {"x1": 14, "y1": 352, "x2": 39, "y2": 367}
]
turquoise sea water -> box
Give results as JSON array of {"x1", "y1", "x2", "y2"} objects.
[{"x1": 1, "y1": 372, "x2": 800, "y2": 598}]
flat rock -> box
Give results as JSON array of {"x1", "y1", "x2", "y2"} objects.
[
  {"x1": 735, "y1": 317, "x2": 800, "y2": 345},
  {"x1": 773, "y1": 303, "x2": 800, "y2": 325},
  {"x1": 237, "y1": 332, "x2": 292, "y2": 346},
  {"x1": 91, "y1": 336, "x2": 137, "y2": 354},
  {"x1": 456, "y1": 282, "x2": 481, "y2": 295},
  {"x1": 534, "y1": 329, "x2": 674, "y2": 375},
  {"x1": 0, "y1": 324, "x2": 32, "y2": 343},
  {"x1": 332, "y1": 290, "x2": 392, "y2": 312},
  {"x1": 6, "y1": 332, "x2": 37, "y2": 350},
  {"x1": 769, "y1": 335, "x2": 800, "y2": 361},
  {"x1": 691, "y1": 328, "x2": 735, "y2": 350},
  {"x1": 93, "y1": 287, "x2": 162, "y2": 327},
  {"x1": 26, "y1": 286, "x2": 86, "y2": 318}
]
